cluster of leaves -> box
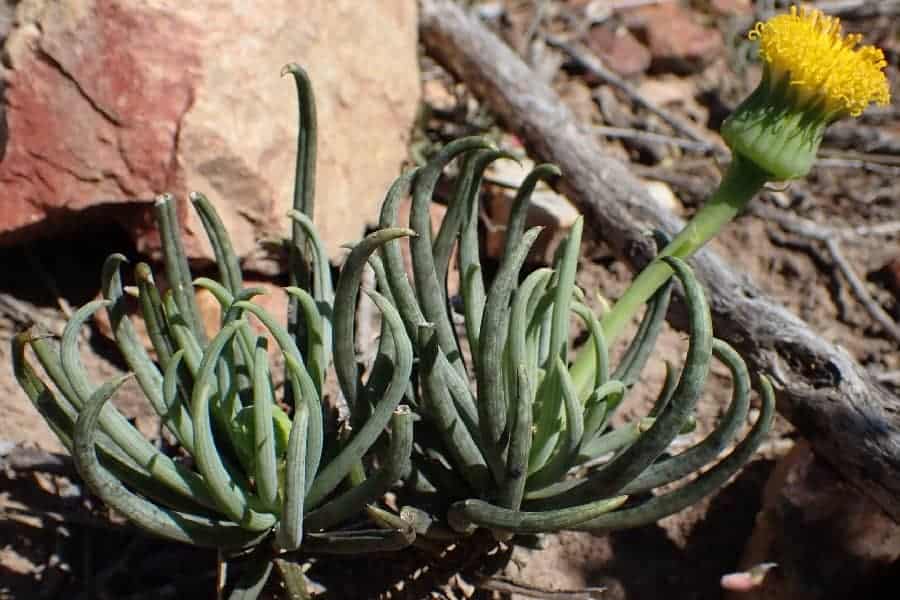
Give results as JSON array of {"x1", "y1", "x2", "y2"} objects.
[
  {"x1": 13, "y1": 190, "x2": 420, "y2": 552},
  {"x1": 374, "y1": 138, "x2": 774, "y2": 539},
  {"x1": 12, "y1": 65, "x2": 773, "y2": 596}
]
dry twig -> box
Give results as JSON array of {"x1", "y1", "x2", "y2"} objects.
[
  {"x1": 753, "y1": 203, "x2": 900, "y2": 240},
  {"x1": 593, "y1": 125, "x2": 717, "y2": 154},
  {"x1": 544, "y1": 35, "x2": 719, "y2": 150},
  {"x1": 752, "y1": 203, "x2": 900, "y2": 345},
  {"x1": 825, "y1": 237, "x2": 900, "y2": 345}
]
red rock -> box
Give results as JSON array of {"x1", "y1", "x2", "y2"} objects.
[
  {"x1": 626, "y1": 3, "x2": 724, "y2": 74},
  {"x1": 0, "y1": 0, "x2": 420, "y2": 265},
  {"x1": 585, "y1": 22, "x2": 651, "y2": 78},
  {"x1": 0, "y1": 1, "x2": 199, "y2": 247}
]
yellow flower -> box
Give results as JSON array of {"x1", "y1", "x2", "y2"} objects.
[
  {"x1": 749, "y1": 5, "x2": 890, "y2": 118},
  {"x1": 591, "y1": 6, "x2": 891, "y2": 354},
  {"x1": 721, "y1": 4, "x2": 892, "y2": 180}
]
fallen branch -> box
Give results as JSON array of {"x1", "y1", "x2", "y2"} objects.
[{"x1": 419, "y1": 0, "x2": 900, "y2": 521}]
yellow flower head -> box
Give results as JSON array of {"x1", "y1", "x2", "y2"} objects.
[
  {"x1": 722, "y1": 4, "x2": 892, "y2": 179},
  {"x1": 749, "y1": 4, "x2": 890, "y2": 117}
]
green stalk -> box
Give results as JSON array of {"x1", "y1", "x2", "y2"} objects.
[{"x1": 571, "y1": 156, "x2": 768, "y2": 394}]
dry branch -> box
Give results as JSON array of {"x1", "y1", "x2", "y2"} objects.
[
  {"x1": 750, "y1": 203, "x2": 900, "y2": 345},
  {"x1": 418, "y1": 0, "x2": 900, "y2": 520}
]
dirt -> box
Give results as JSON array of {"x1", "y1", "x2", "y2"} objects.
[{"x1": 2, "y1": 1, "x2": 900, "y2": 599}]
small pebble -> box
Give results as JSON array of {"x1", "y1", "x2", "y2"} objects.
[{"x1": 720, "y1": 562, "x2": 777, "y2": 592}]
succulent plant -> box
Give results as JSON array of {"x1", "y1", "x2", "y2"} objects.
[
  {"x1": 12, "y1": 65, "x2": 418, "y2": 595},
  {"x1": 373, "y1": 138, "x2": 774, "y2": 538},
  {"x1": 12, "y1": 59, "x2": 776, "y2": 597}
]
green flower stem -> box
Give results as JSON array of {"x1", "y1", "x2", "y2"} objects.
[{"x1": 572, "y1": 155, "x2": 769, "y2": 395}]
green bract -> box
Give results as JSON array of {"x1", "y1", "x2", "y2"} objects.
[{"x1": 720, "y1": 69, "x2": 829, "y2": 181}]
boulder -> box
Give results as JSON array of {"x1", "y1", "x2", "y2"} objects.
[{"x1": 0, "y1": 0, "x2": 420, "y2": 264}]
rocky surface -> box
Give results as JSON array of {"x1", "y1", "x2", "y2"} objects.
[
  {"x1": 585, "y1": 21, "x2": 651, "y2": 78},
  {"x1": 730, "y1": 441, "x2": 900, "y2": 599},
  {"x1": 624, "y1": 2, "x2": 725, "y2": 74},
  {"x1": 0, "y1": 0, "x2": 420, "y2": 263}
]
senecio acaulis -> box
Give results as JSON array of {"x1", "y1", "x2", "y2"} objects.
[
  {"x1": 371, "y1": 137, "x2": 774, "y2": 540},
  {"x1": 12, "y1": 2, "x2": 882, "y2": 593},
  {"x1": 13, "y1": 63, "x2": 418, "y2": 596}
]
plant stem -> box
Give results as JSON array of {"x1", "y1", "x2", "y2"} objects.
[{"x1": 572, "y1": 155, "x2": 769, "y2": 394}]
